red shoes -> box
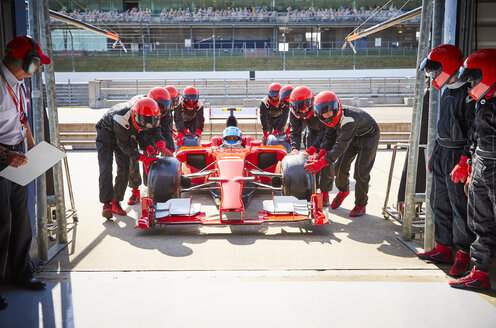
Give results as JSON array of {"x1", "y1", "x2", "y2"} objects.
[
  {"x1": 449, "y1": 267, "x2": 491, "y2": 290},
  {"x1": 449, "y1": 251, "x2": 471, "y2": 278},
  {"x1": 417, "y1": 243, "x2": 453, "y2": 263},
  {"x1": 330, "y1": 190, "x2": 350, "y2": 209},
  {"x1": 111, "y1": 201, "x2": 127, "y2": 215},
  {"x1": 350, "y1": 205, "x2": 366, "y2": 217},
  {"x1": 102, "y1": 203, "x2": 112, "y2": 219},
  {"x1": 127, "y1": 188, "x2": 141, "y2": 205}
]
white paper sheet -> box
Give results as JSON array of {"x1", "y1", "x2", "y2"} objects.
[{"x1": 0, "y1": 141, "x2": 66, "y2": 186}]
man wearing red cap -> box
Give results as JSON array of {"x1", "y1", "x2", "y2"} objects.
[{"x1": 0, "y1": 36, "x2": 51, "y2": 310}]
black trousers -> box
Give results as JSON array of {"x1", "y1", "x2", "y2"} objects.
[
  {"x1": 334, "y1": 134, "x2": 379, "y2": 207},
  {"x1": 468, "y1": 155, "x2": 496, "y2": 272},
  {"x1": 265, "y1": 115, "x2": 286, "y2": 133},
  {"x1": 318, "y1": 164, "x2": 334, "y2": 193},
  {"x1": 430, "y1": 145, "x2": 474, "y2": 252},
  {"x1": 0, "y1": 145, "x2": 34, "y2": 287},
  {"x1": 96, "y1": 130, "x2": 130, "y2": 203}
]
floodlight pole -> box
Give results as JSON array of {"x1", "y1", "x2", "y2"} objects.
[
  {"x1": 213, "y1": 22, "x2": 216, "y2": 72},
  {"x1": 283, "y1": 24, "x2": 287, "y2": 71}
]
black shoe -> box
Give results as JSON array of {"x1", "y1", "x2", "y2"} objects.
[
  {"x1": 0, "y1": 294, "x2": 7, "y2": 310},
  {"x1": 16, "y1": 277, "x2": 46, "y2": 291}
]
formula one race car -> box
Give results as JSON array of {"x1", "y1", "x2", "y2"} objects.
[{"x1": 135, "y1": 109, "x2": 329, "y2": 229}]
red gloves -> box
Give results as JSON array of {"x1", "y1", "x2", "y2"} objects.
[
  {"x1": 271, "y1": 129, "x2": 279, "y2": 135},
  {"x1": 304, "y1": 157, "x2": 329, "y2": 174},
  {"x1": 309, "y1": 149, "x2": 327, "y2": 161},
  {"x1": 305, "y1": 146, "x2": 317, "y2": 156},
  {"x1": 450, "y1": 156, "x2": 469, "y2": 183},
  {"x1": 175, "y1": 132, "x2": 184, "y2": 147},
  {"x1": 284, "y1": 126, "x2": 291, "y2": 142},
  {"x1": 145, "y1": 145, "x2": 157, "y2": 156},
  {"x1": 195, "y1": 129, "x2": 202, "y2": 137},
  {"x1": 263, "y1": 130, "x2": 269, "y2": 143},
  {"x1": 155, "y1": 140, "x2": 166, "y2": 153},
  {"x1": 139, "y1": 154, "x2": 158, "y2": 174},
  {"x1": 155, "y1": 140, "x2": 173, "y2": 157}
]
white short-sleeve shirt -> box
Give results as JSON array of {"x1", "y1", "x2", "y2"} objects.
[{"x1": 0, "y1": 62, "x2": 27, "y2": 146}]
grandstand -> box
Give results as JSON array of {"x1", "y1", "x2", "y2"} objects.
[{"x1": 48, "y1": 0, "x2": 420, "y2": 59}]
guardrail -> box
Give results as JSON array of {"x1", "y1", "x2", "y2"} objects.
[{"x1": 89, "y1": 76, "x2": 415, "y2": 108}]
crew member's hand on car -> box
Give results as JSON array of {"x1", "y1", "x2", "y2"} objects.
[
  {"x1": 145, "y1": 145, "x2": 157, "y2": 156},
  {"x1": 304, "y1": 157, "x2": 329, "y2": 174},
  {"x1": 175, "y1": 132, "x2": 184, "y2": 147},
  {"x1": 139, "y1": 154, "x2": 158, "y2": 174},
  {"x1": 289, "y1": 149, "x2": 299, "y2": 155},
  {"x1": 271, "y1": 129, "x2": 279, "y2": 135},
  {"x1": 302, "y1": 146, "x2": 316, "y2": 157},
  {"x1": 195, "y1": 129, "x2": 202, "y2": 138},
  {"x1": 263, "y1": 130, "x2": 269, "y2": 143}
]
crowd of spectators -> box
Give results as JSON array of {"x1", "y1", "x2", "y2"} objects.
[
  {"x1": 56, "y1": 6, "x2": 413, "y2": 24},
  {"x1": 58, "y1": 7, "x2": 152, "y2": 23}
]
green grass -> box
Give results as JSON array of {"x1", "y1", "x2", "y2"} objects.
[{"x1": 53, "y1": 55, "x2": 416, "y2": 72}]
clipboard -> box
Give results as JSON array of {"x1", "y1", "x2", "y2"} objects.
[{"x1": 0, "y1": 141, "x2": 66, "y2": 186}]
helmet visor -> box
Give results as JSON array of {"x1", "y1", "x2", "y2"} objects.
[
  {"x1": 290, "y1": 98, "x2": 313, "y2": 118},
  {"x1": 280, "y1": 89, "x2": 292, "y2": 102},
  {"x1": 171, "y1": 96, "x2": 180, "y2": 107},
  {"x1": 315, "y1": 100, "x2": 340, "y2": 125},
  {"x1": 183, "y1": 94, "x2": 199, "y2": 108},
  {"x1": 134, "y1": 113, "x2": 160, "y2": 130},
  {"x1": 457, "y1": 67, "x2": 483, "y2": 85},
  {"x1": 419, "y1": 58, "x2": 443, "y2": 80},
  {"x1": 268, "y1": 89, "x2": 280, "y2": 99},
  {"x1": 155, "y1": 98, "x2": 172, "y2": 112}
]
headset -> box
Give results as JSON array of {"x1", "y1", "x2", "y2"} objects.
[{"x1": 22, "y1": 36, "x2": 41, "y2": 75}]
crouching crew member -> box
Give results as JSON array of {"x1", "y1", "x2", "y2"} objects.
[
  {"x1": 96, "y1": 97, "x2": 163, "y2": 219},
  {"x1": 127, "y1": 87, "x2": 175, "y2": 205},
  {"x1": 416, "y1": 45, "x2": 476, "y2": 278},
  {"x1": 289, "y1": 86, "x2": 336, "y2": 206},
  {"x1": 450, "y1": 49, "x2": 496, "y2": 290},
  {"x1": 174, "y1": 86, "x2": 204, "y2": 147},
  {"x1": 260, "y1": 83, "x2": 289, "y2": 143},
  {"x1": 306, "y1": 91, "x2": 379, "y2": 217}
]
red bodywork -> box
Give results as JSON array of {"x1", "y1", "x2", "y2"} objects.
[{"x1": 135, "y1": 139, "x2": 329, "y2": 229}]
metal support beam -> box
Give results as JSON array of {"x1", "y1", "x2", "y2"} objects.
[
  {"x1": 42, "y1": 0, "x2": 67, "y2": 243},
  {"x1": 424, "y1": 0, "x2": 445, "y2": 252},
  {"x1": 403, "y1": 0, "x2": 433, "y2": 241},
  {"x1": 28, "y1": 0, "x2": 48, "y2": 261}
]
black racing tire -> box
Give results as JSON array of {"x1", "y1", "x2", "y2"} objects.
[
  {"x1": 266, "y1": 133, "x2": 291, "y2": 153},
  {"x1": 147, "y1": 157, "x2": 182, "y2": 203},
  {"x1": 281, "y1": 154, "x2": 316, "y2": 201}
]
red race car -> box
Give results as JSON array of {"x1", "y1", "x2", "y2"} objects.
[{"x1": 135, "y1": 109, "x2": 329, "y2": 229}]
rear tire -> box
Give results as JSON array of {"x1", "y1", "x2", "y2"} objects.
[{"x1": 281, "y1": 154, "x2": 316, "y2": 200}]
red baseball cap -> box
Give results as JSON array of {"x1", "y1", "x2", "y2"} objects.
[{"x1": 6, "y1": 36, "x2": 51, "y2": 65}]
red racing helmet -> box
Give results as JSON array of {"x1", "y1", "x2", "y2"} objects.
[
  {"x1": 182, "y1": 86, "x2": 199, "y2": 110},
  {"x1": 267, "y1": 82, "x2": 282, "y2": 106},
  {"x1": 279, "y1": 85, "x2": 294, "y2": 106},
  {"x1": 314, "y1": 91, "x2": 342, "y2": 127},
  {"x1": 457, "y1": 48, "x2": 496, "y2": 101},
  {"x1": 419, "y1": 44, "x2": 464, "y2": 90},
  {"x1": 147, "y1": 87, "x2": 171, "y2": 113},
  {"x1": 131, "y1": 97, "x2": 160, "y2": 131},
  {"x1": 289, "y1": 86, "x2": 314, "y2": 119},
  {"x1": 165, "y1": 85, "x2": 180, "y2": 107}
]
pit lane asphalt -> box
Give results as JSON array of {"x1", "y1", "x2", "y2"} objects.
[{"x1": 1, "y1": 106, "x2": 496, "y2": 327}]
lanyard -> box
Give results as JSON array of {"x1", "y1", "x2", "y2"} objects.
[{"x1": 4, "y1": 80, "x2": 26, "y2": 125}]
